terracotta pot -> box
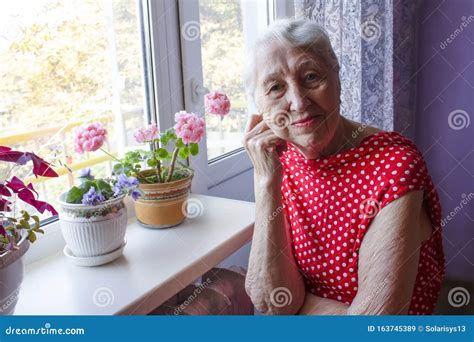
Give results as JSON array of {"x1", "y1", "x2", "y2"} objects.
[{"x1": 134, "y1": 168, "x2": 193, "y2": 228}]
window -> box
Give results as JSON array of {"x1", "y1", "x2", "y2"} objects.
[
  {"x1": 176, "y1": 0, "x2": 295, "y2": 190},
  {"x1": 1, "y1": 0, "x2": 296, "y2": 216},
  {"x1": 196, "y1": 0, "x2": 270, "y2": 161},
  {"x1": 0, "y1": 0, "x2": 152, "y2": 219}
]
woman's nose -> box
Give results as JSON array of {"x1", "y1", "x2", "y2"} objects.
[{"x1": 286, "y1": 83, "x2": 310, "y2": 113}]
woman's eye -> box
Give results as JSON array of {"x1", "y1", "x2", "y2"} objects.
[
  {"x1": 269, "y1": 84, "x2": 282, "y2": 92},
  {"x1": 305, "y1": 73, "x2": 319, "y2": 81}
]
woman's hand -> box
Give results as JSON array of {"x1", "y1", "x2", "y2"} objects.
[
  {"x1": 242, "y1": 113, "x2": 286, "y2": 183},
  {"x1": 243, "y1": 113, "x2": 306, "y2": 315}
]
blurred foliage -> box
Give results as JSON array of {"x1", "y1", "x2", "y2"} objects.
[
  {"x1": 0, "y1": 0, "x2": 145, "y2": 216},
  {"x1": 0, "y1": 0, "x2": 143, "y2": 132}
]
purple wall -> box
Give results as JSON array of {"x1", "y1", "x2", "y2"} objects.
[{"x1": 416, "y1": 0, "x2": 474, "y2": 281}]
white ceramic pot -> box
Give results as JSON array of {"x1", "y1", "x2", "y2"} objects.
[
  {"x1": 0, "y1": 233, "x2": 29, "y2": 315},
  {"x1": 58, "y1": 193, "x2": 127, "y2": 258}
]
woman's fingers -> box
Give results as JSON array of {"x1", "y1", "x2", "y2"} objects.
[
  {"x1": 246, "y1": 118, "x2": 271, "y2": 138},
  {"x1": 243, "y1": 113, "x2": 285, "y2": 179},
  {"x1": 249, "y1": 129, "x2": 285, "y2": 152},
  {"x1": 243, "y1": 114, "x2": 272, "y2": 147},
  {"x1": 245, "y1": 113, "x2": 263, "y2": 134}
]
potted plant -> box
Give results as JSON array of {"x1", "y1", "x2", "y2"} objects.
[
  {"x1": 70, "y1": 93, "x2": 230, "y2": 229},
  {"x1": 114, "y1": 111, "x2": 205, "y2": 228},
  {"x1": 121, "y1": 91, "x2": 230, "y2": 228},
  {"x1": 57, "y1": 123, "x2": 140, "y2": 266},
  {"x1": 0, "y1": 146, "x2": 58, "y2": 315}
]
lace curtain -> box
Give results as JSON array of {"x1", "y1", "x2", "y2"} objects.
[{"x1": 295, "y1": 0, "x2": 417, "y2": 139}]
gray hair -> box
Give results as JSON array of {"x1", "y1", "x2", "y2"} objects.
[{"x1": 243, "y1": 18, "x2": 340, "y2": 107}]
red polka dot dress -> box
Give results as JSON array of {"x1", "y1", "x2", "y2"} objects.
[{"x1": 279, "y1": 131, "x2": 445, "y2": 315}]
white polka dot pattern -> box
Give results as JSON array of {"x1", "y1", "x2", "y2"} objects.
[{"x1": 279, "y1": 131, "x2": 445, "y2": 315}]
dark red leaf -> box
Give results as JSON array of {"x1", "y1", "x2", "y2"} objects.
[{"x1": 0, "y1": 146, "x2": 58, "y2": 178}]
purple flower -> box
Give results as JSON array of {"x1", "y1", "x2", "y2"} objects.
[
  {"x1": 112, "y1": 173, "x2": 140, "y2": 198},
  {"x1": 82, "y1": 187, "x2": 105, "y2": 205},
  {"x1": 78, "y1": 168, "x2": 94, "y2": 179},
  {"x1": 131, "y1": 189, "x2": 141, "y2": 200}
]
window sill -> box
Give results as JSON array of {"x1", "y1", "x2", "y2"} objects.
[{"x1": 14, "y1": 194, "x2": 255, "y2": 315}]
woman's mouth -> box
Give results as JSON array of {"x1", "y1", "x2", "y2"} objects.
[{"x1": 291, "y1": 115, "x2": 320, "y2": 128}]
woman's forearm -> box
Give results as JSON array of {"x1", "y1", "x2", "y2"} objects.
[
  {"x1": 245, "y1": 177, "x2": 306, "y2": 315},
  {"x1": 298, "y1": 293, "x2": 349, "y2": 315}
]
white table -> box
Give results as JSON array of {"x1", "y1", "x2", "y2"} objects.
[{"x1": 15, "y1": 195, "x2": 255, "y2": 315}]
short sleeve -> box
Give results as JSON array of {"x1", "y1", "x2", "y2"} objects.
[{"x1": 378, "y1": 142, "x2": 428, "y2": 207}]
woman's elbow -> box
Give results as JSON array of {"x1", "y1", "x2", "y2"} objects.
[{"x1": 245, "y1": 282, "x2": 306, "y2": 315}]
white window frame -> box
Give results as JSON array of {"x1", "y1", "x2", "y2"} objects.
[
  {"x1": 175, "y1": 0, "x2": 295, "y2": 191},
  {"x1": 26, "y1": 0, "x2": 296, "y2": 263},
  {"x1": 25, "y1": 0, "x2": 174, "y2": 263}
]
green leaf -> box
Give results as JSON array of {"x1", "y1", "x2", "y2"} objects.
[
  {"x1": 189, "y1": 143, "x2": 199, "y2": 156},
  {"x1": 113, "y1": 163, "x2": 124, "y2": 175},
  {"x1": 66, "y1": 186, "x2": 85, "y2": 204},
  {"x1": 147, "y1": 159, "x2": 157, "y2": 167},
  {"x1": 156, "y1": 148, "x2": 168, "y2": 159},
  {"x1": 178, "y1": 146, "x2": 190, "y2": 159},
  {"x1": 20, "y1": 210, "x2": 30, "y2": 221},
  {"x1": 161, "y1": 129, "x2": 177, "y2": 146},
  {"x1": 124, "y1": 150, "x2": 142, "y2": 163},
  {"x1": 175, "y1": 138, "x2": 185, "y2": 148},
  {"x1": 160, "y1": 134, "x2": 169, "y2": 145},
  {"x1": 28, "y1": 231, "x2": 37, "y2": 243},
  {"x1": 78, "y1": 180, "x2": 95, "y2": 192},
  {"x1": 96, "y1": 179, "x2": 112, "y2": 193}
]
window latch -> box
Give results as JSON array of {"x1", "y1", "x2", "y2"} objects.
[{"x1": 191, "y1": 78, "x2": 209, "y2": 104}]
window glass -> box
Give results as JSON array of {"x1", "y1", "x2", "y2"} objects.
[
  {"x1": 198, "y1": 0, "x2": 268, "y2": 160},
  {"x1": 0, "y1": 0, "x2": 151, "y2": 219}
]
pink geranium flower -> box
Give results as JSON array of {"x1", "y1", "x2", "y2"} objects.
[
  {"x1": 74, "y1": 122, "x2": 107, "y2": 154},
  {"x1": 134, "y1": 124, "x2": 159, "y2": 143},
  {"x1": 174, "y1": 111, "x2": 205, "y2": 144},
  {"x1": 204, "y1": 91, "x2": 231, "y2": 117}
]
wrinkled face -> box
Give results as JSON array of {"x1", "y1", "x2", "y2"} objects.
[{"x1": 254, "y1": 43, "x2": 341, "y2": 152}]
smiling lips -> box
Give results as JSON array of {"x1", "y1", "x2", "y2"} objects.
[{"x1": 291, "y1": 115, "x2": 322, "y2": 127}]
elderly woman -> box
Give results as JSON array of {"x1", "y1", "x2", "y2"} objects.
[{"x1": 242, "y1": 18, "x2": 445, "y2": 315}]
